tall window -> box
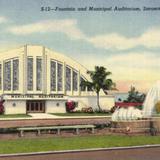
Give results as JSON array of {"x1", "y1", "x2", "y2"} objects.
[
  {"x1": 0, "y1": 64, "x2": 2, "y2": 90},
  {"x1": 80, "y1": 76, "x2": 86, "y2": 91},
  {"x1": 36, "y1": 58, "x2": 42, "y2": 91},
  {"x1": 13, "y1": 59, "x2": 19, "y2": 90},
  {"x1": 73, "y1": 70, "x2": 78, "y2": 91},
  {"x1": 65, "y1": 66, "x2": 71, "y2": 91},
  {"x1": 27, "y1": 57, "x2": 33, "y2": 91},
  {"x1": 4, "y1": 61, "x2": 11, "y2": 91},
  {"x1": 57, "y1": 63, "x2": 63, "y2": 91},
  {"x1": 50, "y1": 61, "x2": 56, "y2": 91}
]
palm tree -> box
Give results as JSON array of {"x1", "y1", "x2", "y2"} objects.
[{"x1": 81, "y1": 66, "x2": 116, "y2": 111}]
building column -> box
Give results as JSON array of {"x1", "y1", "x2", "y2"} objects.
[
  {"x1": 23, "y1": 45, "x2": 27, "y2": 94},
  {"x1": 46, "y1": 55, "x2": 50, "y2": 95},
  {"x1": 55, "y1": 61, "x2": 58, "y2": 93},
  {"x1": 42, "y1": 46, "x2": 47, "y2": 94},
  {"x1": 63, "y1": 62, "x2": 66, "y2": 95},
  {"x1": 1, "y1": 61, "x2": 3, "y2": 94},
  {"x1": 33, "y1": 56, "x2": 36, "y2": 92},
  {"x1": 78, "y1": 70, "x2": 81, "y2": 96},
  {"x1": 71, "y1": 68, "x2": 73, "y2": 95},
  {"x1": 2, "y1": 61, "x2": 4, "y2": 92},
  {"x1": 11, "y1": 60, "x2": 13, "y2": 93}
]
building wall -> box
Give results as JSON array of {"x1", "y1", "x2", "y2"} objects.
[
  {"x1": 0, "y1": 45, "x2": 91, "y2": 96},
  {"x1": 70, "y1": 96, "x2": 115, "y2": 111},
  {"x1": 0, "y1": 45, "x2": 114, "y2": 98},
  {"x1": 4, "y1": 100, "x2": 26, "y2": 114},
  {"x1": 0, "y1": 45, "x2": 115, "y2": 114},
  {"x1": 45, "y1": 100, "x2": 66, "y2": 113}
]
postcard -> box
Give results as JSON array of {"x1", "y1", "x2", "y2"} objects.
[{"x1": 0, "y1": 0, "x2": 159, "y2": 160}]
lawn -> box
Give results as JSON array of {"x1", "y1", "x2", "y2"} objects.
[
  {"x1": 0, "y1": 135, "x2": 160, "y2": 154},
  {"x1": 0, "y1": 114, "x2": 31, "y2": 118},
  {"x1": 52, "y1": 112, "x2": 111, "y2": 116}
]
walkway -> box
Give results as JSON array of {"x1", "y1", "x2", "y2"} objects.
[
  {"x1": 0, "y1": 114, "x2": 110, "y2": 120},
  {"x1": 28, "y1": 113, "x2": 60, "y2": 119},
  {"x1": 0, "y1": 117, "x2": 110, "y2": 129}
]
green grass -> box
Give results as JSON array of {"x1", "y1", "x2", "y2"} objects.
[
  {"x1": 0, "y1": 135, "x2": 160, "y2": 154},
  {"x1": 52, "y1": 112, "x2": 111, "y2": 116},
  {"x1": 0, "y1": 114, "x2": 31, "y2": 118}
]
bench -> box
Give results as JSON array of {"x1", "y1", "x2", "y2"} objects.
[{"x1": 17, "y1": 125, "x2": 96, "y2": 137}]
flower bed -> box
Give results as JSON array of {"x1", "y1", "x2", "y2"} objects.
[{"x1": 115, "y1": 102, "x2": 143, "y2": 107}]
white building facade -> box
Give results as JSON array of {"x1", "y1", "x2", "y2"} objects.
[{"x1": 0, "y1": 45, "x2": 114, "y2": 114}]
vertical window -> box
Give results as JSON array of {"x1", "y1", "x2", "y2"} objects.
[
  {"x1": 0, "y1": 64, "x2": 1, "y2": 90},
  {"x1": 13, "y1": 59, "x2": 19, "y2": 91},
  {"x1": 50, "y1": 61, "x2": 56, "y2": 91},
  {"x1": 80, "y1": 76, "x2": 86, "y2": 91},
  {"x1": 73, "y1": 70, "x2": 78, "y2": 91},
  {"x1": 4, "y1": 61, "x2": 11, "y2": 91},
  {"x1": 36, "y1": 58, "x2": 42, "y2": 91},
  {"x1": 57, "y1": 63, "x2": 63, "y2": 91},
  {"x1": 65, "y1": 66, "x2": 71, "y2": 91},
  {"x1": 27, "y1": 57, "x2": 33, "y2": 91}
]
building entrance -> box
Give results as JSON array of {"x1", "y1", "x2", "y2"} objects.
[{"x1": 26, "y1": 100, "x2": 45, "y2": 113}]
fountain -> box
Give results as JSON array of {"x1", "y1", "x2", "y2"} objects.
[
  {"x1": 111, "y1": 82, "x2": 160, "y2": 134},
  {"x1": 111, "y1": 106, "x2": 149, "y2": 134},
  {"x1": 112, "y1": 107, "x2": 143, "y2": 121},
  {"x1": 142, "y1": 81, "x2": 160, "y2": 117}
]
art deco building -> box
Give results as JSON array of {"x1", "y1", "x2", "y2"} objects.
[{"x1": 0, "y1": 45, "x2": 114, "y2": 114}]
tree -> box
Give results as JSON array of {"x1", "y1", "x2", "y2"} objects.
[
  {"x1": 80, "y1": 66, "x2": 116, "y2": 111},
  {"x1": 124, "y1": 86, "x2": 146, "y2": 103}
]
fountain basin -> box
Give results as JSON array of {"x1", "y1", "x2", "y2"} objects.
[{"x1": 110, "y1": 119, "x2": 153, "y2": 134}]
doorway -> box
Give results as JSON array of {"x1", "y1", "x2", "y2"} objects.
[{"x1": 26, "y1": 100, "x2": 45, "y2": 113}]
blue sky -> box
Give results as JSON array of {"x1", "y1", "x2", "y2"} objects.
[{"x1": 0, "y1": 0, "x2": 160, "y2": 92}]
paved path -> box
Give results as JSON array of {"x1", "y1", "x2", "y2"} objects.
[
  {"x1": 0, "y1": 147, "x2": 160, "y2": 160},
  {"x1": 28, "y1": 113, "x2": 110, "y2": 119},
  {"x1": 0, "y1": 117, "x2": 110, "y2": 128},
  {"x1": 0, "y1": 113, "x2": 110, "y2": 120},
  {"x1": 28, "y1": 113, "x2": 60, "y2": 119}
]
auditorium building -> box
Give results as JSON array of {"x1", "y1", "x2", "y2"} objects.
[{"x1": 0, "y1": 45, "x2": 114, "y2": 114}]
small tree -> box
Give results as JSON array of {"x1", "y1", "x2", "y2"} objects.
[
  {"x1": 81, "y1": 66, "x2": 116, "y2": 111},
  {"x1": 124, "y1": 86, "x2": 146, "y2": 103}
]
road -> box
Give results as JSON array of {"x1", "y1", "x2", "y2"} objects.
[{"x1": 0, "y1": 147, "x2": 160, "y2": 160}]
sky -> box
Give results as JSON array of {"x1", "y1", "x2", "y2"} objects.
[{"x1": 0, "y1": 0, "x2": 160, "y2": 93}]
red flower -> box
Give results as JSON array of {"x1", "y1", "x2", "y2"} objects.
[
  {"x1": 0, "y1": 100, "x2": 4, "y2": 114},
  {"x1": 66, "y1": 101, "x2": 76, "y2": 112}
]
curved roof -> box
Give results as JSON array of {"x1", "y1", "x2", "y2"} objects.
[{"x1": 0, "y1": 44, "x2": 91, "y2": 81}]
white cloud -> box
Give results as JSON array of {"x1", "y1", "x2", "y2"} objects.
[
  {"x1": 0, "y1": 16, "x2": 8, "y2": 24},
  {"x1": 6, "y1": 18, "x2": 160, "y2": 50},
  {"x1": 113, "y1": 52, "x2": 160, "y2": 81},
  {"x1": 7, "y1": 19, "x2": 85, "y2": 39},
  {"x1": 104, "y1": 52, "x2": 160, "y2": 69},
  {"x1": 139, "y1": 27, "x2": 160, "y2": 48},
  {"x1": 80, "y1": 51, "x2": 160, "y2": 92},
  {"x1": 87, "y1": 27, "x2": 160, "y2": 50},
  {"x1": 87, "y1": 33, "x2": 138, "y2": 50}
]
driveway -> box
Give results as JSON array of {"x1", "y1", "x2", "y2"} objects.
[{"x1": 0, "y1": 147, "x2": 160, "y2": 160}]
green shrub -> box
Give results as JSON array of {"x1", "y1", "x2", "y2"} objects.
[
  {"x1": 124, "y1": 86, "x2": 146, "y2": 103},
  {"x1": 136, "y1": 105, "x2": 143, "y2": 110}
]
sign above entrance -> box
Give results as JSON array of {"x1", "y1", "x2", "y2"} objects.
[{"x1": 4, "y1": 94, "x2": 65, "y2": 100}]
